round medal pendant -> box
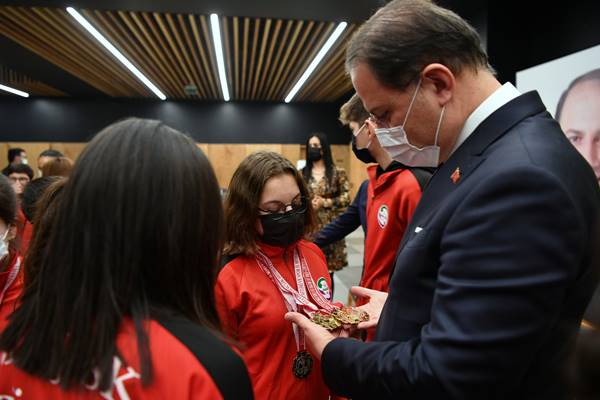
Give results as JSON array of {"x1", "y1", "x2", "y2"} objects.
[{"x1": 292, "y1": 350, "x2": 313, "y2": 379}]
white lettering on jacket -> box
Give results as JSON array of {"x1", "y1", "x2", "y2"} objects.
[{"x1": 0, "y1": 353, "x2": 141, "y2": 399}]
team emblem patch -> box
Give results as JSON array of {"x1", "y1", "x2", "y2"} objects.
[
  {"x1": 317, "y1": 277, "x2": 331, "y2": 300},
  {"x1": 377, "y1": 205, "x2": 389, "y2": 228}
]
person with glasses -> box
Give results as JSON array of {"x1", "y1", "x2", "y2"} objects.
[
  {"x1": 0, "y1": 118, "x2": 253, "y2": 399},
  {"x1": 286, "y1": 1, "x2": 600, "y2": 398},
  {"x1": 3, "y1": 163, "x2": 34, "y2": 255},
  {"x1": 216, "y1": 151, "x2": 335, "y2": 399},
  {"x1": 4, "y1": 164, "x2": 33, "y2": 196}
]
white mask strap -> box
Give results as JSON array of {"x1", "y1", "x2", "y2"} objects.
[
  {"x1": 402, "y1": 78, "x2": 422, "y2": 127},
  {"x1": 433, "y1": 106, "x2": 446, "y2": 146}
]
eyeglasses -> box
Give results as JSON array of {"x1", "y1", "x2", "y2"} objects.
[
  {"x1": 258, "y1": 196, "x2": 307, "y2": 219},
  {"x1": 9, "y1": 176, "x2": 30, "y2": 184},
  {"x1": 368, "y1": 114, "x2": 390, "y2": 129}
]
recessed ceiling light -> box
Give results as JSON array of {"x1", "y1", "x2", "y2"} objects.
[
  {"x1": 285, "y1": 22, "x2": 348, "y2": 103},
  {"x1": 0, "y1": 83, "x2": 29, "y2": 98},
  {"x1": 210, "y1": 14, "x2": 231, "y2": 102},
  {"x1": 66, "y1": 7, "x2": 167, "y2": 100}
]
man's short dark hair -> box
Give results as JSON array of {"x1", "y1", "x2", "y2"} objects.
[
  {"x1": 5, "y1": 163, "x2": 34, "y2": 180},
  {"x1": 8, "y1": 148, "x2": 25, "y2": 163},
  {"x1": 346, "y1": 0, "x2": 493, "y2": 91},
  {"x1": 556, "y1": 68, "x2": 600, "y2": 121},
  {"x1": 39, "y1": 149, "x2": 64, "y2": 158},
  {"x1": 21, "y1": 176, "x2": 63, "y2": 222}
]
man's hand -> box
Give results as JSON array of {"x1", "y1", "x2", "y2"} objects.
[
  {"x1": 285, "y1": 312, "x2": 349, "y2": 360},
  {"x1": 351, "y1": 286, "x2": 388, "y2": 330}
]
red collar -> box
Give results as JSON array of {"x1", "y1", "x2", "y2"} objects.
[{"x1": 256, "y1": 240, "x2": 301, "y2": 258}]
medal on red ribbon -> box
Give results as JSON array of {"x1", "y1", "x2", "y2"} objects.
[{"x1": 255, "y1": 247, "x2": 369, "y2": 378}]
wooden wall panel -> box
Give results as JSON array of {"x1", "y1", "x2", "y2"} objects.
[
  {"x1": 49, "y1": 143, "x2": 87, "y2": 162},
  {"x1": 347, "y1": 143, "x2": 370, "y2": 199},
  {"x1": 207, "y1": 144, "x2": 247, "y2": 188},
  {"x1": 0, "y1": 142, "x2": 50, "y2": 173},
  {"x1": 0, "y1": 142, "x2": 362, "y2": 198}
]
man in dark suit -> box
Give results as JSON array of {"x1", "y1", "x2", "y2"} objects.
[{"x1": 285, "y1": 0, "x2": 600, "y2": 399}]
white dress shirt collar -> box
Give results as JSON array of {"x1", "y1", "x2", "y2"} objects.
[{"x1": 450, "y1": 82, "x2": 521, "y2": 155}]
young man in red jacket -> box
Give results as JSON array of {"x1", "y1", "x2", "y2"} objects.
[{"x1": 343, "y1": 95, "x2": 432, "y2": 339}]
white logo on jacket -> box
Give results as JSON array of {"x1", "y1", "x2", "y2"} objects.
[{"x1": 377, "y1": 205, "x2": 389, "y2": 228}]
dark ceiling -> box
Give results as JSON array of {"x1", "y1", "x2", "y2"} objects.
[{"x1": 0, "y1": 0, "x2": 487, "y2": 101}]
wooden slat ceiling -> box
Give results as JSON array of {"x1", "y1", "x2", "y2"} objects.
[
  {"x1": 0, "y1": 6, "x2": 356, "y2": 102},
  {"x1": 0, "y1": 64, "x2": 66, "y2": 96}
]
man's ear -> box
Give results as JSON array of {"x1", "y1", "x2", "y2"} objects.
[{"x1": 421, "y1": 63, "x2": 455, "y2": 106}]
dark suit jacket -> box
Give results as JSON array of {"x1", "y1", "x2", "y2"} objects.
[
  {"x1": 314, "y1": 179, "x2": 369, "y2": 247},
  {"x1": 322, "y1": 92, "x2": 600, "y2": 399}
]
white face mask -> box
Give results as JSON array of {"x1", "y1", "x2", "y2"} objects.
[
  {"x1": 0, "y1": 229, "x2": 9, "y2": 260},
  {"x1": 374, "y1": 79, "x2": 445, "y2": 168}
]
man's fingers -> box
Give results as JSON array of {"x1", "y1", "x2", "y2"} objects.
[
  {"x1": 285, "y1": 311, "x2": 312, "y2": 329},
  {"x1": 351, "y1": 286, "x2": 381, "y2": 299},
  {"x1": 357, "y1": 320, "x2": 377, "y2": 330}
]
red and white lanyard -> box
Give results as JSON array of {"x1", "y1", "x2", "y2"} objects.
[
  {"x1": 255, "y1": 247, "x2": 335, "y2": 351},
  {"x1": 0, "y1": 256, "x2": 21, "y2": 305}
]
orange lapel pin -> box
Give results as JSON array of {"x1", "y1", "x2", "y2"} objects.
[{"x1": 450, "y1": 167, "x2": 461, "y2": 184}]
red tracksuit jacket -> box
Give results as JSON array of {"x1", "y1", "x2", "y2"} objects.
[
  {"x1": 216, "y1": 240, "x2": 332, "y2": 400},
  {"x1": 359, "y1": 163, "x2": 423, "y2": 300},
  {"x1": 0, "y1": 252, "x2": 23, "y2": 332}
]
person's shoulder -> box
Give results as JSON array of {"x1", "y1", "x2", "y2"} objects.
[
  {"x1": 299, "y1": 239, "x2": 322, "y2": 254},
  {"x1": 148, "y1": 316, "x2": 253, "y2": 399},
  {"x1": 219, "y1": 252, "x2": 253, "y2": 275},
  {"x1": 299, "y1": 241, "x2": 327, "y2": 267}
]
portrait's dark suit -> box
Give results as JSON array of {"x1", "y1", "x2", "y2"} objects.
[{"x1": 322, "y1": 92, "x2": 600, "y2": 399}]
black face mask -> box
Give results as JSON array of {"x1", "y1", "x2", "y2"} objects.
[
  {"x1": 352, "y1": 136, "x2": 377, "y2": 164},
  {"x1": 260, "y1": 209, "x2": 306, "y2": 248},
  {"x1": 307, "y1": 147, "x2": 323, "y2": 162}
]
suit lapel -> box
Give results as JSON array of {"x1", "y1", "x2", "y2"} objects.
[{"x1": 399, "y1": 91, "x2": 548, "y2": 250}]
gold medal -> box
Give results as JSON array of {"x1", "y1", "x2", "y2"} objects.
[
  {"x1": 292, "y1": 350, "x2": 313, "y2": 379},
  {"x1": 310, "y1": 307, "x2": 369, "y2": 331}
]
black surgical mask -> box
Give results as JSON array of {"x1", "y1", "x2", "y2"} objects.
[
  {"x1": 352, "y1": 137, "x2": 377, "y2": 164},
  {"x1": 307, "y1": 147, "x2": 323, "y2": 162},
  {"x1": 260, "y1": 209, "x2": 306, "y2": 248}
]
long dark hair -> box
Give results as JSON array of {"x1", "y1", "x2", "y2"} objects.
[
  {"x1": 302, "y1": 132, "x2": 336, "y2": 187},
  {"x1": 224, "y1": 151, "x2": 315, "y2": 255},
  {"x1": 0, "y1": 118, "x2": 224, "y2": 391}
]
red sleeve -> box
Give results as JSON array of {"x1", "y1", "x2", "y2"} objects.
[
  {"x1": 0, "y1": 255, "x2": 24, "y2": 332},
  {"x1": 215, "y1": 262, "x2": 242, "y2": 339}
]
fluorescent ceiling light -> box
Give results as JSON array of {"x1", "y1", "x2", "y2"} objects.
[
  {"x1": 210, "y1": 14, "x2": 230, "y2": 102},
  {"x1": 66, "y1": 7, "x2": 166, "y2": 100},
  {"x1": 284, "y1": 22, "x2": 348, "y2": 103},
  {"x1": 0, "y1": 84, "x2": 29, "y2": 98}
]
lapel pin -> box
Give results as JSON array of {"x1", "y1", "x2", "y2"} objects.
[{"x1": 450, "y1": 167, "x2": 461, "y2": 184}]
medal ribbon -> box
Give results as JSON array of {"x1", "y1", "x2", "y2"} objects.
[
  {"x1": 0, "y1": 256, "x2": 21, "y2": 306},
  {"x1": 255, "y1": 247, "x2": 336, "y2": 352}
]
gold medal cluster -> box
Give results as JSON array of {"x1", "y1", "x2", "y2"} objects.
[{"x1": 310, "y1": 307, "x2": 369, "y2": 331}]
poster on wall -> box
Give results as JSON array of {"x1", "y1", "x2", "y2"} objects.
[
  {"x1": 518, "y1": 44, "x2": 600, "y2": 325},
  {"x1": 516, "y1": 44, "x2": 600, "y2": 185}
]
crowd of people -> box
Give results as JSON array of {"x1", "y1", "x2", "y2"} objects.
[{"x1": 0, "y1": 0, "x2": 599, "y2": 399}]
